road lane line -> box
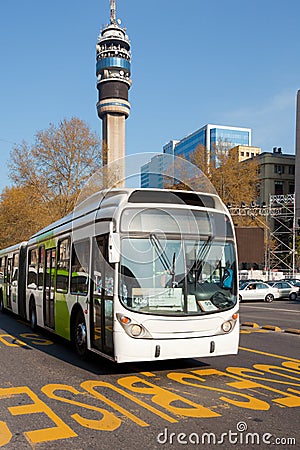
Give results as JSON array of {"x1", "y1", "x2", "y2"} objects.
[
  {"x1": 239, "y1": 346, "x2": 300, "y2": 362},
  {"x1": 241, "y1": 305, "x2": 300, "y2": 313}
]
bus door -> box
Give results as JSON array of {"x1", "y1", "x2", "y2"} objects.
[
  {"x1": 9, "y1": 252, "x2": 19, "y2": 314},
  {"x1": 44, "y1": 248, "x2": 56, "y2": 329},
  {"x1": 91, "y1": 235, "x2": 114, "y2": 356},
  {"x1": 6, "y1": 257, "x2": 13, "y2": 309}
]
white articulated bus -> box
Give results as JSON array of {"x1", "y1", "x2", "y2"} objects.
[{"x1": 0, "y1": 188, "x2": 239, "y2": 363}]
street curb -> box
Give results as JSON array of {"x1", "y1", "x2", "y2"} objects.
[
  {"x1": 241, "y1": 323, "x2": 300, "y2": 335},
  {"x1": 284, "y1": 328, "x2": 300, "y2": 335},
  {"x1": 261, "y1": 325, "x2": 282, "y2": 332}
]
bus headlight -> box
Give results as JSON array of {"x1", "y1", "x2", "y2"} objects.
[
  {"x1": 221, "y1": 320, "x2": 233, "y2": 333},
  {"x1": 116, "y1": 313, "x2": 152, "y2": 339},
  {"x1": 130, "y1": 324, "x2": 143, "y2": 337}
]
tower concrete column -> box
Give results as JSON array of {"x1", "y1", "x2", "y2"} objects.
[{"x1": 96, "y1": 0, "x2": 132, "y2": 186}]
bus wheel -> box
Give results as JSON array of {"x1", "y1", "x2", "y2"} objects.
[
  {"x1": 73, "y1": 310, "x2": 88, "y2": 359},
  {"x1": 29, "y1": 301, "x2": 37, "y2": 331}
]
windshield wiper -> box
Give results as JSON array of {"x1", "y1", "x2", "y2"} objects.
[
  {"x1": 193, "y1": 236, "x2": 213, "y2": 284},
  {"x1": 150, "y1": 234, "x2": 177, "y2": 287}
]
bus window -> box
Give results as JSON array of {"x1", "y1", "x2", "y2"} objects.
[
  {"x1": 28, "y1": 248, "x2": 38, "y2": 288},
  {"x1": 38, "y1": 245, "x2": 45, "y2": 289},
  {"x1": 56, "y1": 238, "x2": 70, "y2": 293},
  {"x1": 71, "y1": 240, "x2": 90, "y2": 295},
  {"x1": 12, "y1": 253, "x2": 19, "y2": 285},
  {"x1": 0, "y1": 257, "x2": 6, "y2": 284}
]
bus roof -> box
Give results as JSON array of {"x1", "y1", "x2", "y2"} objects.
[
  {"x1": 27, "y1": 188, "x2": 225, "y2": 244},
  {"x1": 0, "y1": 241, "x2": 27, "y2": 257}
]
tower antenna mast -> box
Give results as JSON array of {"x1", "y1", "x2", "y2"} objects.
[{"x1": 110, "y1": 0, "x2": 116, "y2": 24}]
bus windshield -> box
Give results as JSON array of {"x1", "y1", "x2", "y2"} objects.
[{"x1": 119, "y1": 236, "x2": 237, "y2": 316}]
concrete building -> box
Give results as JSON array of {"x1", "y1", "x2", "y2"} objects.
[
  {"x1": 232, "y1": 145, "x2": 261, "y2": 162},
  {"x1": 96, "y1": 0, "x2": 132, "y2": 184},
  {"x1": 256, "y1": 147, "x2": 295, "y2": 206}
]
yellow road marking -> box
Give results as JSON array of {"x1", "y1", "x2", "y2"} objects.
[
  {"x1": 117, "y1": 375, "x2": 220, "y2": 418},
  {"x1": 81, "y1": 380, "x2": 177, "y2": 424},
  {"x1": 0, "y1": 420, "x2": 12, "y2": 446},
  {"x1": 140, "y1": 372, "x2": 156, "y2": 377},
  {"x1": 239, "y1": 346, "x2": 300, "y2": 362},
  {"x1": 242, "y1": 322, "x2": 260, "y2": 328},
  {"x1": 42, "y1": 384, "x2": 122, "y2": 431},
  {"x1": 261, "y1": 325, "x2": 282, "y2": 332},
  {"x1": 0, "y1": 334, "x2": 27, "y2": 347},
  {"x1": 240, "y1": 329, "x2": 269, "y2": 334},
  {"x1": 0, "y1": 386, "x2": 76, "y2": 444}
]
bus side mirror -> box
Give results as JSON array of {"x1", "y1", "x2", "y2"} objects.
[{"x1": 108, "y1": 230, "x2": 120, "y2": 263}]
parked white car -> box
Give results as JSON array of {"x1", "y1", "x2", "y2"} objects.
[
  {"x1": 267, "y1": 281, "x2": 299, "y2": 300},
  {"x1": 239, "y1": 281, "x2": 280, "y2": 303}
]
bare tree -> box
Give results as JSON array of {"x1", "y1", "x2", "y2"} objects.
[
  {"x1": 189, "y1": 144, "x2": 258, "y2": 203},
  {"x1": 0, "y1": 186, "x2": 50, "y2": 247},
  {"x1": 9, "y1": 117, "x2": 102, "y2": 219}
]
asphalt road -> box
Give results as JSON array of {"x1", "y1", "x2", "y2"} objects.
[
  {"x1": 240, "y1": 298, "x2": 300, "y2": 330},
  {"x1": 0, "y1": 303, "x2": 299, "y2": 450}
]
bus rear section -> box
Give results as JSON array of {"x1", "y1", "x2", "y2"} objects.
[{"x1": 0, "y1": 242, "x2": 27, "y2": 318}]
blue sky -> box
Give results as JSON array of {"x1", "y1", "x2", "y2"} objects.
[{"x1": 0, "y1": 0, "x2": 299, "y2": 192}]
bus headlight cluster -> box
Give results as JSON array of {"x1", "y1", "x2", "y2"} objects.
[
  {"x1": 220, "y1": 313, "x2": 239, "y2": 334},
  {"x1": 116, "y1": 313, "x2": 152, "y2": 339}
]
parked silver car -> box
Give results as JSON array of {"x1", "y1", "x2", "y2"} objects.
[
  {"x1": 267, "y1": 281, "x2": 299, "y2": 300},
  {"x1": 239, "y1": 281, "x2": 280, "y2": 302}
]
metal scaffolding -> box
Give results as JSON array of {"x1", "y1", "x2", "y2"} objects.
[{"x1": 228, "y1": 194, "x2": 296, "y2": 276}]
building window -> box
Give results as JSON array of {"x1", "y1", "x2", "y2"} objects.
[
  {"x1": 289, "y1": 183, "x2": 295, "y2": 194},
  {"x1": 288, "y1": 166, "x2": 295, "y2": 175},
  {"x1": 274, "y1": 165, "x2": 285, "y2": 174},
  {"x1": 274, "y1": 181, "x2": 284, "y2": 195}
]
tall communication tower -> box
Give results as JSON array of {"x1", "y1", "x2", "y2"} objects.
[{"x1": 96, "y1": 0, "x2": 132, "y2": 183}]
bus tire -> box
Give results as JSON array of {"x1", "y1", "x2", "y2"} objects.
[
  {"x1": 29, "y1": 300, "x2": 37, "y2": 331},
  {"x1": 72, "y1": 310, "x2": 88, "y2": 359},
  {"x1": 0, "y1": 291, "x2": 5, "y2": 313}
]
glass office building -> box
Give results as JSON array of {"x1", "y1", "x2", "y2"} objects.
[
  {"x1": 174, "y1": 124, "x2": 251, "y2": 162},
  {"x1": 141, "y1": 124, "x2": 252, "y2": 188}
]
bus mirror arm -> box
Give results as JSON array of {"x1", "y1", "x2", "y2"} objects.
[{"x1": 108, "y1": 224, "x2": 120, "y2": 264}]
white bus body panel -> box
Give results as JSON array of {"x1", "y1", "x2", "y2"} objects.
[
  {"x1": 113, "y1": 304, "x2": 239, "y2": 363},
  {"x1": 113, "y1": 325, "x2": 239, "y2": 363}
]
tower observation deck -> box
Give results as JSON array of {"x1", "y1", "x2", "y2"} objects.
[{"x1": 96, "y1": 0, "x2": 132, "y2": 180}]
